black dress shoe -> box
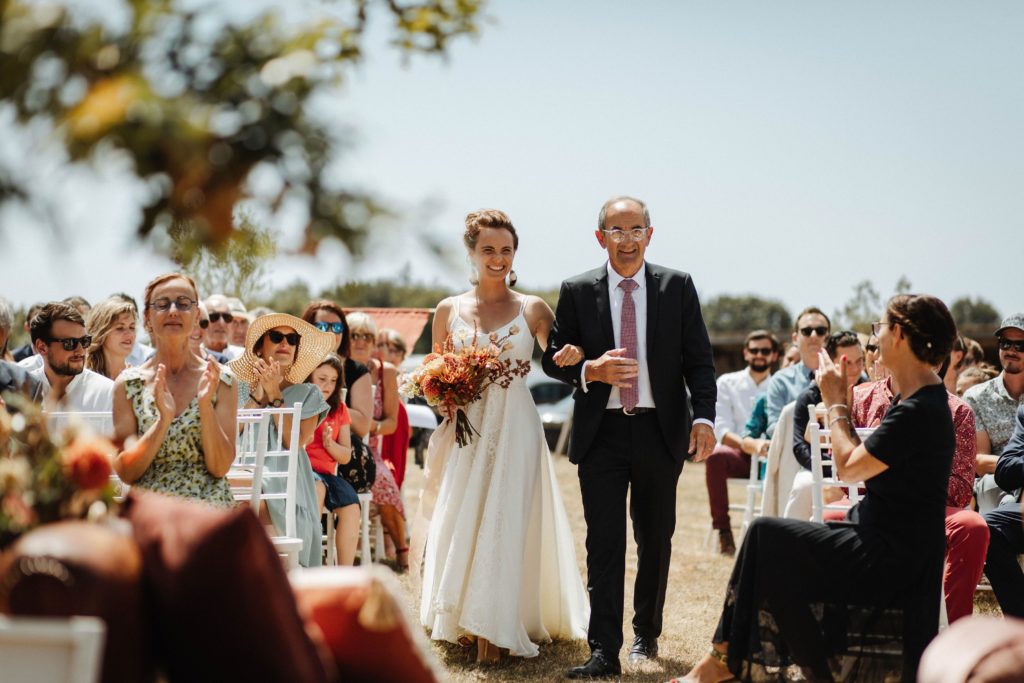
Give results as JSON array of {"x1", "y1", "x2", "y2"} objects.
[
  {"x1": 627, "y1": 635, "x2": 658, "y2": 664},
  {"x1": 566, "y1": 650, "x2": 622, "y2": 679}
]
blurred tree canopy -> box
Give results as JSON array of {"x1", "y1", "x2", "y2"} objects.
[
  {"x1": 951, "y1": 296, "x2": 1001, "y2": 327},
  {"x1": 169, "y1": 212, "x2": 276, "y2": 301},
  {"x1": 834, "y1": 280, "x2": 882, "y2": 333},
  {"x1": 702, "y1": 294, "x2": 791, "y2": 334},
  {"x1": 0, "y1": 0, "x2": 483, "y2": 257}
]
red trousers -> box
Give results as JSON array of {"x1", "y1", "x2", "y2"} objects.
[
  {"x1": 705, "y1": 445, "x2": 751, "y2": 530},
  {"x1": 944, "y1": 506, "x2": 989, "y2": 623}
]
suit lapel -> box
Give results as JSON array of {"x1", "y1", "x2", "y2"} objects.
[
  {"x1": 594, "y1": 270, "x2": 615, "y2": 349},
  {"x1": 645, "y1": 266, "x2": 660, "y2": 356}
]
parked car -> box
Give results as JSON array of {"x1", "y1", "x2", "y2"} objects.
[{"x1": 526, "y1": 363, "x2": 572, "y2": 406}]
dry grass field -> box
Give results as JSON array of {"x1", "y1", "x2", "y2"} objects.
[{"x1": 397, "y1": 455, "x2": 1002, "y2": 682}]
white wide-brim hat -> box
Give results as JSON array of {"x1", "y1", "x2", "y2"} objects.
[{"x1": 228, "y1": 313, "x2": 337, "y2": 385}]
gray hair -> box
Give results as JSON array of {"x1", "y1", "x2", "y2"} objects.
[
  {"x1": 0, "y1": 296, "x2": 12, "y2": 333},
  {"x1": 598, "y1": 195, "x2": 651, "y2": 231}
]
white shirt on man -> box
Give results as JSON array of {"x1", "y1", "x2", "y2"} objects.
[
  {"x1": 29, "y1": 366, "x2": 115, "y2": 436},
  {"x1": 580, "y1": 261, "x2": 713, "y2": 429},
  {"x1": 714, "y1": 367, "x2": 770, "y2": 443}
]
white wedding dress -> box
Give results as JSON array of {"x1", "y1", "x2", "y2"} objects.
[{"x1": 417, "y1": 298, "x2": 589, "y2": 657}]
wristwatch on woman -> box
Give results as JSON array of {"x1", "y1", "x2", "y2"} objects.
[{"x1": 267, "y1": 397, "x2": 284, "y2": 408}]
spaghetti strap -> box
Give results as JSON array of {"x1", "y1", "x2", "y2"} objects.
[{"x1": 519, "y1": 295, "x2": 527, "y2": 316}]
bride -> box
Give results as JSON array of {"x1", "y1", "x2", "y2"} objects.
[{"x1": 416, "y1": 209, "x2": 590, "y2": 663}]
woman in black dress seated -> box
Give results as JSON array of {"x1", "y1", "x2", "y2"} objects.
[{"x1": 675, "y1": 294, "x2": 957, "y2": 683}]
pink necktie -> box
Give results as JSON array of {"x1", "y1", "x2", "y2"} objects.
[{"x1": 618, "y1": 278, "x2": 638, "y2": 411}]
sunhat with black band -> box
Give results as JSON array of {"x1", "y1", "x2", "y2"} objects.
[{"x1": 228, "y1": 313, "x2": 337, "y2": 385}]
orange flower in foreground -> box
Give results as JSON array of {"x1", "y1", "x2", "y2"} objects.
[{"x1": 62, "y1": 436, "x2": 115, "y2": 491}]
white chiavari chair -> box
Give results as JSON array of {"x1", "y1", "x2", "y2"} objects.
[
  {"x1": 0, "y1": 616, "x2": 105, "y2": 683},
  {"x1": 808, "y1": 405, "x2": 875, "y2": 523}
]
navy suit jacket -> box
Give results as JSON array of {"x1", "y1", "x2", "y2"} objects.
[
  {"x1": 994, "y1": 404, "x2": 1024, "y2": 494},
  {"x1": 541, "y1": 262, "x2": 716, "y2": 465}
]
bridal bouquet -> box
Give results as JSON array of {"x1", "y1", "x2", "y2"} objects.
[{"x1": 401, "y1": 323, "x2": 531, "y2": 447}]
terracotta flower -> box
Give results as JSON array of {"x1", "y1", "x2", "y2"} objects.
[{"x1": 62, "y1": 436, "x2": 115, "y2": 491}]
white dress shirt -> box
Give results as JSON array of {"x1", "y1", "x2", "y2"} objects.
[
  {"x1": 581, "y1": 262, "x2": 714, "y2": 429},
  {"x1": 714, "y1": 367, "x2": 770, "y2": 443}
]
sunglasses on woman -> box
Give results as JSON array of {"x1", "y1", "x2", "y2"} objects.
[
  {"x1": 314, "y1": 321, "x2": 345, "y2": 334},
  {"x1": 351, "y1": 332, "x2": 375, "y2": 343},
  {"x1": 267, "y1": 330, "x2": 300, "y2": 346}
]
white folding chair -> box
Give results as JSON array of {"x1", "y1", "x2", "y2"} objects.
[
  {"x1": 703, "y1": 451, "x2": 766, "y2": 549},
  {"x1": 323, "y1": 491, "x2": 380, "y2": 566},
  {"x1": 237, "y1": 404, "x2": 304, "y2": 568},
  {"x1": 229, "y1": 411, "x2": 271, "y2": 514},
  {"x1": 0, "y1": 615, "x2": 105, "y2": 683},
  {"x1": 807, "y1": 405, "x2": 874, "y2": 523}
]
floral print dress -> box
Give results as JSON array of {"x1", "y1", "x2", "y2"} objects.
[{"x1": 123, "y1": 367, "x2": 235, "y2": 508}]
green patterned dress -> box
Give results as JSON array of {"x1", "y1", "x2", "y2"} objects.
[{"x1": 124, "y1": 367, "x2": 236, "y2": 508}]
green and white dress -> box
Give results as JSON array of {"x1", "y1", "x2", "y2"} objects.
[{"x1": 123, "y1": 367, "x2": 236, "y2": 508}]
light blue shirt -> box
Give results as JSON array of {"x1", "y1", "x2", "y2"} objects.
[{"x1": 765, "y1": 361, "x2": 815, "y2": 438}]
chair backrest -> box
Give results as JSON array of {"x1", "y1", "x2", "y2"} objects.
[
  {"x1": 808, "y1": 405, "x2": 876, "y2": 522},
  {"x1": 760, "y1": 401, "x2": 800, "y2": 517},
  {"x1": 236, "y1": 403, "x2": 303, "y2": 537},
  {"x1": 230, "y1": 411, "x2": 272, "y2": 514},
  {"x1": 0, "y1": 615, "x2": 105, "y2": 683},
  {"x1": 44, "y1": 411, "x2": 114, "y2": 439}
]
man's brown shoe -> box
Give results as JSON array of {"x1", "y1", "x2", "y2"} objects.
[{"x1": 718, "y1": 528, "x2": 736, "y2": 556}]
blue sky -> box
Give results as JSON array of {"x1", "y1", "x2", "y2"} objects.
[{"x1": 2, "y1": 0, "x2": 1022, "y2": 322}]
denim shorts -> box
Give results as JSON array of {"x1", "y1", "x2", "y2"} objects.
[{"x1": 313, "y1": 471, "x2": 359, "y2": 510}]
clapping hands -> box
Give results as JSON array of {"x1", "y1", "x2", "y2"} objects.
[
  {"x1": 197, "y1": 360, "x2": 220, "y2": 407},
  {"x1": 250, "y1": 357, "x2": 283, "y2": 404},
  {"x1": 153, "y1": 364, "x2": 176, "y2": 422},
  {"x1": 816, "y1": 349, "x2": 854, "y2": 409}
]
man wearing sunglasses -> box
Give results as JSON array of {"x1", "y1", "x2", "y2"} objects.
[
  {"x1": 705, "y1": 330, "x2": 778, "y2": 555},
  {"x1": 26, "y1": 302, "x2": 113, "y2": 416},
  {"x1": 764, "y1": 307, "x2": 831, "y2": 438},
  {"x1": 964, "y1": 313, "x2": 1024, "y2": 514},
  {"x1": 203, "y1": 294, "x2": 244, "y2": 360}
]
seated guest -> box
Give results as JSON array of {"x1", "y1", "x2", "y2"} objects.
[
  {"x1": 962, "y1": 336, "x2": 985, "y2": 367},
  {"x1": 230, "y1": 312, "x2": 336, "y2": 567},
  {"x1": 864, "y1": 332, "x2": 883, "y2": 380},
  {"x1": 784, "y1": 330, "x2": 864, "y2": 520},
  {"x1": 765, "y1": 307, "x2": 830, "y2": 438},
  {"x1": 203, "y1": 294, "x2": 244, "y2": 360},
  {"x1": 964, "y1": 314, "x2": 1024, "y2": 514},
  {"x1": 12, "y1": 303, "x2": 43, "y2": 365},
  {"x1": 0, "y1": 296, "x2": 12, "y2": 361},
  {"x1": 705, "y1": 330, "x2": 778, "y2": 555},
  {"x1": 189, "y1": 303, "x2": 229, "y2": 364},
  {"x1": 27, "y1": 302, "x2": 114, "y2": 416},
  {"x1": 305, "y1": 354, "x2": 361, "y2": 566},
  {"x1": 227, "y1": 297, "x2": 251, "y2": 347},
  {"x1": 780, "y1": 344, "x2": 800, "y2": 369},
  {"x1": 853, "y1": 354, "x2": 986, "y2": 623},
  {"x1": 982, "y1": 403, "x2": 1024, "y2": 617},
  {"x1": 62, "y1": 295, "x2": 91, "y2": 318},
  {"x1": 111, "y1": 274, "x2": 237, "y2": 506},
  {"x1": 943, "y1": 335, "x2": 967, "y2": 394},
  {"x1": 377, "y1": 328, "x2": 412, "y2": 490},
  {"x1": 85, "y1": 296, "x2": 138, "y2": 380},
  {"x1": 110, "y1": 292, "x2": 154, "y2": 366},
  {"x1": 673, "y1": 294, "x2": 957, "y2": 683},
  {"x1": 956, "y1": 363, "x2": 998, "y2": 397},
  {"x1": 347, "y1": 311, "x2": 408, "y2": 570},
  {"x1": 0, "y1": 359, "x2": 44, "y2": 405}
]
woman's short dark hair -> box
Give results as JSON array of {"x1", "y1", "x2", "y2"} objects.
[
  {"x1": 885, "y1": 294, "x2": 957, "y2": 366},
  {"x1": 301, "y1": 299, "x2": 350, "y2": 358},
  {"x1": 253, "y1": 330, "x2": 301, "y2": 362},
  {"x1": 307, "y1": 353, "x2": 346, "y2": 414}
]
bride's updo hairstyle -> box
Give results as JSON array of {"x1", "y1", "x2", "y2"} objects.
[
  {"x1": 885, "y1": 294, "x2": 957, "y2": 366},
  {"x1": 463, "y1": 209, "x2": 519, "y2": 251}
]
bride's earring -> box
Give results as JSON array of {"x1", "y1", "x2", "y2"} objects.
[{"x1": 508, "y1": 269, "x2": 518, "y2": 287}]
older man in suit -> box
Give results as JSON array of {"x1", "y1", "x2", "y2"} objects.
[{"x1": 543, "y1": 196, "x2": 717, "y2": 679}]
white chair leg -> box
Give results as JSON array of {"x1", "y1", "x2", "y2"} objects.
[
  {"x1": 357, "y1": 493, "x2": 372, "y2": 566},
  {"x1": 324, "y1": 510, "x2": 337, "y2": 566},
  {"x1": 374, "y1": 514, "x2": 386, "y2": 563}
]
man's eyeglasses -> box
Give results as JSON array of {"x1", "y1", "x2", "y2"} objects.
[
  {"x1": 314, "y1": 321, "x2": 345, "y2": 334},
  {"x1": 46, "y1": 335, "x2": 92, "y2": 351},
  {"x1": 351, "y1": 332, "x2": 375, "y2": 343},
  {"x1": 998, "y1": 338, "x2": 1024, "y2": 353},
  {"x1": 148, "y1": 297, "x2": 197, "y2": 313},
  {"x1": 746, "y1": 347, "x2": 774, "y2": 356},
  {"x1": 267, "y1": 330, "x2": 300, "y2": 346},
  {"x1": 599, "y1": 227, "x2": 648, "y2": 244},
  {"x1": 208, "y1": 311, "x2": 233, "y2": 324},
  {"x1": 798, "y1": 326, "x2": 829, "y2": 337},
  {"x1": 865, "y1": 344, "x2": 879, "y2": 353},
  {"x1": 198, "y1": 319, "x2": 210, "y2": 329}
]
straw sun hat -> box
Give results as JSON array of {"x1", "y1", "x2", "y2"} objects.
[{"x1": 228, "y1": 313, "x2": 337, "y2": 385}]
